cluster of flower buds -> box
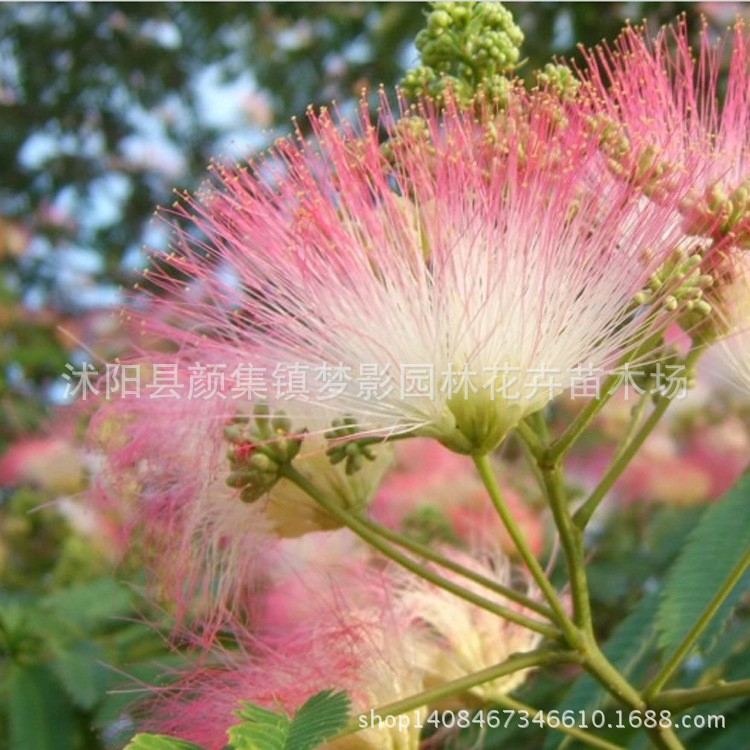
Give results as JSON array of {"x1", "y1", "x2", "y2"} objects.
[
  {"x1": 224, "y1": 405, "x2": 305, "y2": 502},
  {"x1": 325, "y1": 416, "x2": 378, "y2": 476},
  {"x1": 681, "y1": 179, "x2": 750, "y2": 249},
  {"x1": 401, "y1": 1, "x2": 523, "y2": 105},
  {"x1": 596, "y1": 125, "x2": 681, "y2": 204},
  {"x1": 635, "y1": 245, "x2": 714, "y2": 324},
  {"x1": 534, "y1": 62, "x2": 580, "y2": 99},
  {"x1": 379, "y1": 114, "x2": 433, "y2": 166}
]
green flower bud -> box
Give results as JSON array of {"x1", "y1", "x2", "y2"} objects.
[
  {"x1": 248, "y1": 452, "x2": 275, "y2": 473},
  {"x1": 223, "y1": 406, "x2": 306, "y2": 501},
  {"x1": 400, "y1": 2, "x2": 523, "y2": 108},
  {"x1": 271, "y1": 412, "x2": 292, "y2": 435},
  {"x1": 226, "y1": 470, "x2": 254, "y2": 488},
  {"x1": 240, "y1": 484, "x2": 269, "y2": 504},
  {"x1": 535, "y1": 63, "x2": 580, "y2": 100},
  {"x1": 223, "y1": 424, "x2": 248, "y2": 445}
]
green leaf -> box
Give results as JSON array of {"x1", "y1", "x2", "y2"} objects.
[
  {"x1": 0, "y1": 598, "x2": 32, "y2": 655},
  {"x1": 51, "y1": 639, "x2": 111, "y2": 710},
  {"x1": 124, "y1": 734, "x2": 208, "y2": 750},
  {"x1": 229, "y1": 723, "x2": 287, "y2": 750},
  {"x1": 234, "y1": 701, "x2": 289, "y2": 726},
  {"x1": 8, "y1": 664, "x2": 75, "y2": 750},
  {"x1": 656, "y1": 472, "x2": 750, "y2": 657},
  {"x1": 229, "y1": 700, "x2": 289, "y2": 750},
  {"x1": 227, "y1": 691, "x2": 349, "y2": 750},
  {"x1": 39, "y1": 578, "x2": 134, "y2": 635},
  {"x1": 286, "y1": 690, "x2": 351, "y2": 750}
]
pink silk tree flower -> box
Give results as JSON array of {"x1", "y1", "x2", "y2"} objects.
[
  {"x1": 139, "y1": 89, "x2": 707, "y2": 457},
  {"x1": 579, "y1": 19, "x2": 750, "y2": 248},
  {"x1": 256, "y1": 528, "x2": 376, "y2": 634},
  {"x1": 393, "y1": 547, "x2": 544, "y2": 703},
  {"x1": 139, "y1": 580, "x2": 427, "y2": 750},
  {"x1": 90, "y1": 388, "x2": 270, "y2": 630}
]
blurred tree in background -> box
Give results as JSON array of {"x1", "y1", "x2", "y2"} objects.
[{"x1": 0, "y1": 4, "x2": 746, "y2": 749}]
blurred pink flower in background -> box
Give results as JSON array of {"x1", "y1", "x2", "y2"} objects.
[
  {"x1": 568, "y1": 402, "x2": 750, "y2": 507},
  {"x1": 371, "y1": 438, "x2": 545, "y2": 556},
  {"x1": 0, "y1": 436, "x2": 85, "y2": 495},
  {"x1": 140, "y1": 535, "x2": 545, "y2": 749},
  {"x1": 697, "y1": 3, "x2": 750, "y2": 26},
  {"x1": 141, "y1": 567, "x2": 426, "y2": 750}
]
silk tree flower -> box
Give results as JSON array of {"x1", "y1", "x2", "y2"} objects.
[
  {"x1": 140, "y1": 575, "x2": 426, "y2": 750},
  {"x1": 394, "y1": 547, "x2": 544, "y2": 703},
  {"x1": 138, "y1": 542, "x2": 540, "y2": 749},
  {"x1": 257, "y1": 529, "x2": 546, "y2": 704},
  {"x1": 256, "y1": 528, "x2": 376, "y2": 634},
  {"x1": 138, "y1": 89, "x2": 707, "y2": 458},
  {"x1": 579, "y1": 19, "x2": 750, "y2": 248}
]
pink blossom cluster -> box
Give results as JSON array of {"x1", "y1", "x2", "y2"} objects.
[
  {"x1": 79, "y1": 16, "x2": 750, "y2": 748},
  {"x1": 132, "y1": 472, "x2": 545, "y2": 749}
]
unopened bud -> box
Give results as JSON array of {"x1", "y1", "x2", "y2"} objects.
[
  {"x1": 248, "y1": 452, "x2": 275, "y2": 473},
  {"x1": 240, "y1": 484, "x2": 268, "y2": 504},
  {"x1": 226, "y1": 470, "x2": 253, "y2": 488}
]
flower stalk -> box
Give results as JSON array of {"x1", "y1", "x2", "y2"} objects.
[
  {"x1": 574, "y1": 347, "x2": 703, "y2": 529},
  {"x1": 356, "y1": 514, "x2": 554, "y2": 618},
  {"x1": 278, "y1": 463, "x2": 559, "y2": 638},
  {"x1": 335, "y1": 649, "x2": 581, "y2": 738},
  {"x1": 654, "y1": 679, "x2": 750, "y2": 712},
  {"x1": 473, "y1": 454, "x2": 577, "y2": 640}
]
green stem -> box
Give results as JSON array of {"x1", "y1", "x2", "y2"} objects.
[
  {"x1": 522, "y1": 422, "x2": 685, "y2": 747},
  {"x1": 545, "y1": 370, "x2": 621, "y2": 463},
  {"x1": 611, "y1": 390, "x2": 651, "y2": 463},
  {"x1": 543, "y1": 327, "x2": 673, "y2": 465},
  {"x1": 646, "y1": 544, "x2": 750, "y2": 698},
  {"x1": 522, "y1": 410, "x2": 686, "y2": 749},
  {"x1": 515, "y1": 418, "x2": 544, "y2": 458},
  {"x1": 515, "y1": 425, "x2": 547, "y2": 491},
  {"x1": 655, "y1": 679, "x2": 750, "y2": 712},
  {"x1": 540, "y1": 464, "x2": 593, "y2": 633},
  {"x1": 278, "y1": 464, "x2": 558, "y2": 639},
  {"x1": 573, "y1": 346, "x2": 703, "y2": 530},
  {"x1": 473, "y1": 454, "x2": 578, "y2": 642},
  {"x1": 336, "y1": 649, "x2": 580, "y2": 737},
  {"x1": 357, "y1": 514, "x2": 554, "y2": 619},
  {"x1": 573, "y1": 395, "x2": 670, "y2": 530},
  {"x1": 486, "y1": 694, "x2": 626, "y2": 750},
  {"x1": 579, "y1": 636, "x2": 686, "y2": 750},
  {"x1": 579, "y1": 632, "x2": 645, "y2": 708},
  {"x1": 529, "y1": 408, "x2": 551, "y2": 443},
  {"x1": 646, "y1": 725, "x2": 687, "y2": 750}
]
